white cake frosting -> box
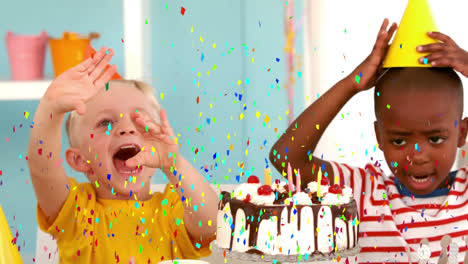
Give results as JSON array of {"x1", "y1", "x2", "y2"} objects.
[
  {"x1": 321, "y1": 186, "x2": 353, "y2": 205},
  {"x1": 284, "y1": 192, "x2": 312, "y2": 205},
  {"x1": 250, "y1": 192, "x2": 275, "y2": 205},
  {"x1": 307, "y1": 181, "x2": 329, "y2": 194},
  {"x1": 233, "y1": 183, "x2": 261, "y2": 200}
]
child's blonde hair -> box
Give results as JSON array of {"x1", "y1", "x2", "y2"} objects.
[{"x1": 65, "y1": 79, "x2": 161, "y2": 148}]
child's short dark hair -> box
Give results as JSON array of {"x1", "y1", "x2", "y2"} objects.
[{"x1": 374, "y1": 67, "x2": 464, "y2": 120}]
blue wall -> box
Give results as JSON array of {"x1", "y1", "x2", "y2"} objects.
[{"x1": 0, "y1": 0, "x2": 303, "y2": 260}]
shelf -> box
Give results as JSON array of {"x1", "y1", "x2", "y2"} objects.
[{"x1": 0, "y1": 79, "x2": 51, "y2": 100}]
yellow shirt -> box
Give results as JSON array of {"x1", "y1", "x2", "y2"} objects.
[
  {"x1": 37, "y1": 178, "x2": 212, "y2": 263},
  {"x1": 0, "y1": 204, "x2": 23, "y2": 264}
]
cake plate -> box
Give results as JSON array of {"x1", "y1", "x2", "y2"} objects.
[{"x1": 212, "y1": 244, "x2": 361, "y2": 264}]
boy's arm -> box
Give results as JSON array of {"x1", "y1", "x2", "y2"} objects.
[
  {"x1": 269, "y1": 78, "x2": 356, "y2": 188},
  {"x1": 164, "y1": 156, "x2": 217, "y2": 243},
  {"x1": 270, "y1": 19, "x2": 397, "y2": 187},
  {"x1": 125, "y1": 110, "x2": 217, "y2": 242},
  {"x1": 27, "y1": 47, "x2": 116, "y2": 225},
  {"x1": 27, "y1": 101, "x2": 70, "y2": 224}
]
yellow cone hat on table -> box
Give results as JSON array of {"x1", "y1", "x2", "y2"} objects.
[{"x1": 383, "y1": 0, "x2": 439, "y2": 68}]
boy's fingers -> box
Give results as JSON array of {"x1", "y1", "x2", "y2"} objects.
[
  {"x1": 417, "y1": 43, "x2": 447, "y2": 53},
  {"x1": 160, "y1": 109, "x2": 175, "y2": 136},
  {"x1": 74, "y1": 58, "x2": 95, "y2": 72},
  {"x1": 387, "y1": 23, "x2": 398, "y2": 42},
  {"x1": 419, "y1": 52, "x2": 446, "y2": 65},
  {"x1": 378, "y1": 18, "x2": 389, "y2": 35},
  {"x1": 134, "y1": 114, "x2": 163, "y2": 135},
  {"x1": 94, "y1": 65, "x2": 117, "y2": 89},
  {"x1": 87, "y1": 47, "x2": 108, "y2": 73},
  {"x1": 431, "y1": 56, "x2": 456, "y2": 68},
  {"x1": 89, "y1": 49, "x2": 114, "y2": 81},
  {"x1": 428, "y1": 32, "x2": 456, "y2": 45},
  {"x1": 125, "y1": 153, "x2": 146, "y2": 168}
]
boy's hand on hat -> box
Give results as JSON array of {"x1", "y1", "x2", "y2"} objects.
[
  {"x1": 417, "y1": 32, "x2": 468, "y2": 77},
  {"x1": 44, "y1": 47, "x2": 117, "y2": 115},
  {"x1": 348, "y1": 18, "x2": 397, "y2": 93},
  {"x1": 125, "y1": 109, "x2": 179, "y2": 170}
]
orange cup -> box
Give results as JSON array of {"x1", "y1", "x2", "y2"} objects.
[{"x1": 49, "y1": 32, "x2": 98, "y2": 77}]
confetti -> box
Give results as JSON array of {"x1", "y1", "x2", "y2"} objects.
[
  {"x1": 24, "y1": 111, "x2": 29, "y2": 119},
  {"x1": 181, "y1": 6, "x2": 186, "y2": 15},
  {"x1": 355, "y1": 75, "x2": 360, "y2": 84}
]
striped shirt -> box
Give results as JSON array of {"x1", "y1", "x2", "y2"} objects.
[{"x1": 330, "y1": 161, "x2": 468, "y2": 264}]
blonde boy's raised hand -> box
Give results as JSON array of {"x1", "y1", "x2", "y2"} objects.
[
  {"x1": 348, "y1": 18, "x2": 397, "y2": 93},
  {"x1": 125, "y1": 109, "x2": 179, "y2": 171},
  {"x1": 44, "y1": 47, "x2": 117, "y2": 115},
  {"x1": 417, "y1": 31, "x2": 468, "y2": 77}
]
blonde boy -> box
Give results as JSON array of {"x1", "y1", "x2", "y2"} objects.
[{"x1": 27, "y1": 47, "x2": 217, "y2": 263}]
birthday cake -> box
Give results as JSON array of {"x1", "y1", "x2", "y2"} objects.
[{"x1": 216, "y1": 168, "x2": 359, "y2": 258}]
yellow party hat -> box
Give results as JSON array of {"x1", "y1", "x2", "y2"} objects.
[{"x1": 383, "y1": 0, "x2": 439, "y2": 68}]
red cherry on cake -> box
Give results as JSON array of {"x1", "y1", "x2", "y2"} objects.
[
  {"x1": 247, "y1": 175, "x2": 260, "y2": 184},
  {"x1": 321, "y1": 177, "x2": 328, "y2": 186},
  {"x1": 243, "y1": 194, "x2": 252, "y2": 202},
  {"x1": 257, "y1": 185, "x2": 273, "y2": 196},
  {"x1": 328, "y1": 184, "x2": 343, "y2": 194}
]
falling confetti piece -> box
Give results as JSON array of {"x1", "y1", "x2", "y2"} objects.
[
  {"x1": 264, "y1": 114, "x2": 270, "y2": 124},
  {"x1": 316, "y1": 124, "x2": 320, "y2": 130},
  {"x1": 355, "y1": 75, "x2": 360, "y2": 84},
  {"x1": 106, "y1": 82, "x2": 109, "y2": 91},
  {"x1": 181, "y1": 6, "x2": 186, "y2": 15},
  {"x1": 387, "y1": 104, "x2": 391, "y2": 109},
  {"x1": 160, "y1": 93, "x2": 164, "y2": 100}
]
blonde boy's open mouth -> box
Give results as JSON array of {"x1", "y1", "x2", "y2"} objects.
[{"x1": 112, "y1": 144, "x2": 143, "y2": 176}]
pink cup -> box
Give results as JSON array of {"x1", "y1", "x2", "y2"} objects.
[{"x1": 6, "y1": 30, "x2": 48, "y2": 80}]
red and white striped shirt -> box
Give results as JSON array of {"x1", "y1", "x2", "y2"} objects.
[{"x1": 330, "y1": 161, "x2": 468, "y2": 264}]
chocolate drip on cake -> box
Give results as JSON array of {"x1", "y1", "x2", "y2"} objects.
[{"x1": 219, "y1": 191, "x2": 359, "y2": 255}]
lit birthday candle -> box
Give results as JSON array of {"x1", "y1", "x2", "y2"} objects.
[
  {"x1": 317, "y1": 167, "x2": 322, "y2": 197},
  {"x1": 296, "y1": 169, "x2": 301, "y2": 193},
  {"x1": 287, "y1": 162, "x2": 294, "y2": 192},
  {"x1": 264, "y1": 166, "x2": 272, "y2": 186}
]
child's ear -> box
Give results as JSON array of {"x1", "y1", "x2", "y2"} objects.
[
  {"x1": 374, "y1": 121, "x2": 384, "y2": 151},
  {"x1": 457, "y1": 117, "x2": 468, "y2": 147},
  {"x1": 65, "y1": 148, "x2": 91, "y2": 173}
]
